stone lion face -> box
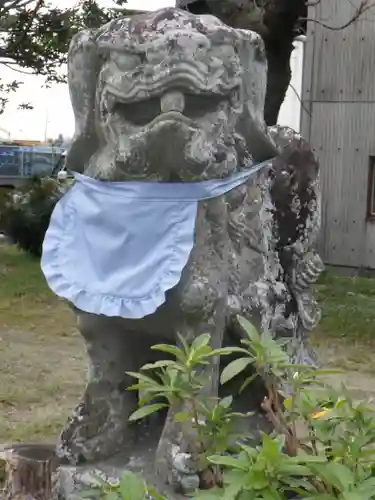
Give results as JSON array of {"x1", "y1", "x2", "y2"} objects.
[{"x1": 67, "y1": 8, "x2": 273, "y2": 181}]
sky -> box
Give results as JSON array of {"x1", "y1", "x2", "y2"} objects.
[
  {"x1": 0, "y1": 0, "x2": 174, "y2": 141},
  {"x1": 0, "y1": 0, "x2": 303, "y2": 142}
]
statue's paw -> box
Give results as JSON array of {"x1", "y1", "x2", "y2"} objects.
[{"x1": 57, "y1": 419, "x2": 135, "y2": 465}]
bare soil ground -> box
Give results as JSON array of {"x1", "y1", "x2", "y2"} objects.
[{"x1": 1, "y1": 243, "x2": 375, "y2": 444}]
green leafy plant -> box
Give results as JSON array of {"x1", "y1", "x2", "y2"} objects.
[
  {"x1": 0, "y1": 177, "x2": 64, "y2": 256},
  {"x1": 91, "y1": 316, "x2": 375, "y2": 500},
  {"x1": 126, "y1": 334, "x2": 248, "y2": 475}
]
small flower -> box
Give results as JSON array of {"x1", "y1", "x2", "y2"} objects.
[{"x1": 311, "y1": 407, "x2": 329, "y2": 419}]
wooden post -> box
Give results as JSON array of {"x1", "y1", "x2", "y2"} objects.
[{"x1": 1, "y1": 444, "x2": 58, "y2": 500}]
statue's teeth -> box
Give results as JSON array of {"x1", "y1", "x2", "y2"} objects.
[{"x1": 160, "y1": 91, "x2": 185, "y2": 113}]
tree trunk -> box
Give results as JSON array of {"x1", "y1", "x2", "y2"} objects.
[
  {"x1": 1, "y1": 444, "x2": 58, "y2": 500},
  {"x1": 263, "y1": 40, "x2": 295, "y2": 126},
  {"x1": 261, "y1": 0, "x2": 307, "y2": 125}
]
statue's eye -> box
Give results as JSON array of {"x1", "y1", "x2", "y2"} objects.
[
  {"x1": 111, "y1": 52, "x2": 141, "y2": 71},
  {"x1": 114, "y1": 97, "x2": 161, "y2": 126},
  {"x1": 184, "y1": 93, "x2": 225, "y2": 118}
]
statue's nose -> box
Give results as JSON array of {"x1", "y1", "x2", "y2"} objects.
[{"x1": 160, "y1": 91, "x2": 185, "y2": 114}]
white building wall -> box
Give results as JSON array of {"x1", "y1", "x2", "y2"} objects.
[{"x1": 277, "y1": 39, "x2": 305, "y2": 132}]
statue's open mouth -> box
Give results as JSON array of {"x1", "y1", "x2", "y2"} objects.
[
  {"x1": 102, "y1": 92, "x2": 195, "y2": 128},
  {"x1": 148, "y1": 111, "x2": 194, "y2": 127},
  {"x1": 102, "y1": 87, "x2": 237, "y2": 128}
]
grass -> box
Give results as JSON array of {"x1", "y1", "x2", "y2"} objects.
[
  {"x1": 315, "y1": 270, "x2": 375, "y2": 341},
  {"x1": 0, "y1": 243, "x2": 375, "y2": 445},
  {"x1": 0, "y1": 243, "x2": 85, "y2": 444},
  {"x1": 313, "y1": 270, "x2": 375, "y2": 374},
  {"x1": 0, "y1": 243, "x2": 75, "y2": 334}
]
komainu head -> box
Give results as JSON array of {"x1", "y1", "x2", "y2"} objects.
[{"x1": 66, "y1": 8, "x2": 276, "y2": 181}]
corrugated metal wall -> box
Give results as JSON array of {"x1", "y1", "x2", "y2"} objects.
[{"x1": 301, "y1": 0, "x2": 375, "y2": 269}]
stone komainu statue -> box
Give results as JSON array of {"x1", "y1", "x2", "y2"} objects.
[{"x1": 42, "y1": 7, "x2": 323, "y2": 492}]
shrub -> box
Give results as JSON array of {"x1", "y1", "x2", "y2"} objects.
[
  {"x1": 0, "y1": 177, "x2": 64, "y2": 257},
  {"x1": 91, "y1": 317, "x2": 375, "y2": 500}
]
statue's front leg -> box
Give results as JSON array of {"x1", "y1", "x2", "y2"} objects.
[
  {"x1": 155, "y1": 277, "x2": 227, "y2": 493},
  {"x1": 57, "y1": 313, "x2": 139, "y2": 464}
]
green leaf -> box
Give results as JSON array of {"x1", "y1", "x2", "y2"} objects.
[
  {"x1": 177, "y1": 333, "x2": 190, "y2": 356},
  {"x1": 125, "y1": 371, "x2": 160, "y2": 385},
  {"x1": 237, "y1": 315, "x2": 260, "y2": 342},
  {"x1": 261, "y1": 433, "x2": 284, "y2": 460},
  {"x1": 140, "y1": 360, "x2": 177, "y2": 371},
  {"x1": 146, "y1": 486, "x2": 167, "y2": 500},
  {"x1": 193, "y1": 488, "x2": 224, "y2": 500},
  {"x1": 306, "y1": 462, "x2": 354, "y2": 492},
  {"x1": 207, "y1": 454, "x2": 247, "y2": 470},
  {"x1": 219, "y1": 396, "x2": 233, "y2": 408},
  {"x1": 277, "y1": 463, "x2": 312, "y2": 476},
  {"x1": 244, "y1": 469, "x2": 269, "y2": 490},
  {"x1": 103, "y1": 492, "x2": 120, "y2": 500},
  {"x1": 150, "y1": 344, "x2": 184, "y2": 360},
  {"x1": 341, "y1": 494, "x2": 364, "y2": 500},
  {"x1": 209, "y1": 347, "x2": 249, "y2": 357},
  {"x1": 230, "y1": 411, "x2": 254, "y2": 418},
  {"x1": 223, "y1": 482, "x2": 242, "y2": 500},
  {"x1": 191, "y1": 333, "x2": 211, "y2": 350},
  {"x1": 239, "y1": 373, "x2": 258, "y2": 393},
  {"x1": 174, "y1": 411, "x2": 190, "y2": 423},
  {"x1": 127, "y1": 384, "x2": 141, "y2": 392},
  {"x1": 358, "y1": 477, "x2": 375, "y2": 491},
  {"x1": 138, "y1": 393, "x2": 158, "y2": 406},
  {"x1": 238, "y1": 443, "x2": 258, "y2": 458},
  {"x1": 260, "y1": 489, "x2": 285, "y2": 500},
  {"x1": 128, "y1": 403, "x2": 168, "y2": 422},
  {"x1": 119, "y1": 471, "x2": 147, "y2": 500},
  {"x1": 280, "y1": 477, "x2": 316, "y2": 494},
  {"x1": 220, "y1": 358, "x2": 251, "y2": 385},
  {"x1": 302, "y1": 496, "x2": 336, "y2": 500},
  {"x1": 294, "y1": 455, "x2": 327, "y2": 463}
]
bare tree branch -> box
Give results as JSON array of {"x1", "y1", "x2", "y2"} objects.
[
  {"x1": 305, "y1": 0, "x2": 321, "y2": 6},
  {"x1": 302, "y1": 0, "x2": 375, "y2": 31},
  {"x1": 2, "y1": 62, "x2": 33, "y2": 74},
  {"x1": 288, "y1": 81, "x2": 312, "y2": 119}
]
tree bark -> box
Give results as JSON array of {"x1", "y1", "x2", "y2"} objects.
[{"x1": 1, "y1": 444, "x2": 58, "y2": 500}]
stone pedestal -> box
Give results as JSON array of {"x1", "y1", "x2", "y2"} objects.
[
  {"x1": 56, "y1": 460, "x2": 141, "y2": 500},
  {"x1": 53, "y1": 388, "x2": 273, "y2": 500},
  {"x1": 54, "y1": 417, "x2": 187, "y2": 500}
]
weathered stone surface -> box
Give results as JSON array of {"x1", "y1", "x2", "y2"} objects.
[{"x1": 55, "y1": 7, "x2": 323, "y2": 496}]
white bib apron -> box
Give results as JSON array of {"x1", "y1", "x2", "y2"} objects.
[{"x1": 41, "y1": 163, "x2": 268, "y2": 319}]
